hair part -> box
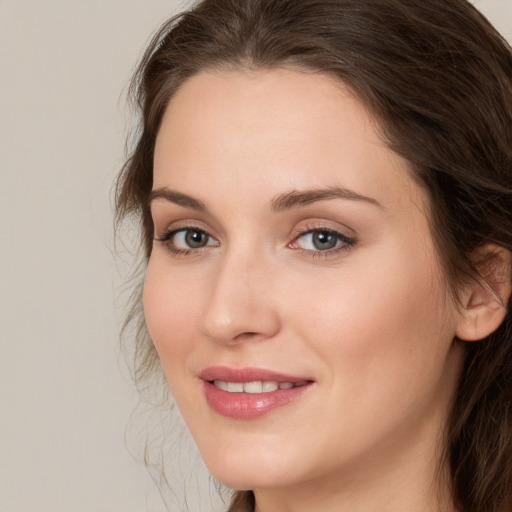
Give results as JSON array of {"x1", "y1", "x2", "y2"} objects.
[{"x1": 116, "y1": 1, "x2": 512, "y2": 510}]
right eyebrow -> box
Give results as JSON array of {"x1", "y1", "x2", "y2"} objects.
[
  {"x1": 147, "y1": 187, "x2": 207, "y2": 212},
  {"x1": 270, "y1": 186, "x2": 385, "y2": 212}
]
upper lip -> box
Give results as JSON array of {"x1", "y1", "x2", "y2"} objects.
[{"x1": 199, "y1": 366, "x2": 313, "y2": 383}]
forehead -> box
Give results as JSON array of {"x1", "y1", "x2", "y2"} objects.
[
  {"x1": 153, "y1": 68, "x2": 424, "y2": 216},
  {"x1": 156, "y1": 68, "x2": 373, "y2": 158}
]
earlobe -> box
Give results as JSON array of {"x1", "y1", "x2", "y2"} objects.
[{"x1": 456, "y1": 245, "x2": 511, "y2": 342}]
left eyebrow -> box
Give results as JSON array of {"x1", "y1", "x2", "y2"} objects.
[
  {"x1": 270, "y1": 186, "x2": 385, "y2": 212},
  {"x1": 147, "y1": 187, "x2": 207, "y2": 212}
]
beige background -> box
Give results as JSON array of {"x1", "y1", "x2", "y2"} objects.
[{"x1": 1, "y1": 1, "x2": 511, "y2": 511}]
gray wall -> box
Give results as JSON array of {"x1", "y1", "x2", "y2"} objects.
[{"x1": 1, "y1": 1, "x2": 510, "y2": 511}]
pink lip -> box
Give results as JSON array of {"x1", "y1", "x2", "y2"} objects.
[
  {"x1": 199, "y1": 366, "x2": 311, "y2": 383},
  {"x1": 199, "y1": 366, "x2": 314, "y2": 419}
]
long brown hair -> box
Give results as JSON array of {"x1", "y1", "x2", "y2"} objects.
[{"x1": 116, "y1": 1, "x2": 512, "y2": 510}]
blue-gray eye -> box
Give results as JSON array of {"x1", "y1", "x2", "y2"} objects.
[
  {"x1": 173, "y1": 229, "x2": 214, "y2": 249},
  {"x1": 296, "y1": 229, "x2": 348, "y2": 251}
]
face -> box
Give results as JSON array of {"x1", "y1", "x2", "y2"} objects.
[{"x1": 145, "y1": 69, "x2": 464, "y2": 496}]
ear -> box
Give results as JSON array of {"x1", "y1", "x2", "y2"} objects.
[{"x1": 456, "y1": 245, "x2": 512, "y2": 342}]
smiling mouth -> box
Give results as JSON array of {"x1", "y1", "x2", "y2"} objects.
[
  {"x1": 199, "y1": 366, "x2": 314, "y2": 418},
  {"x1": 201, "y1": 369, "x2": 314, "y2": 419},
  {"x1": 212, "y1": 380, "x2": 310, "y2": 393}
]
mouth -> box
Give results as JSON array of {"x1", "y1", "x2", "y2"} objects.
[
  {"x1": 212, "y1": 380, "x2": 310, "y2": 393},
  {"x1": 199, "y1": 367, "x2": 314, "y2": 419}
]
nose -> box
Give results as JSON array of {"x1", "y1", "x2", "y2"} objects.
[{"x1": 200, "y1": 248, "x2": 281, "y2": 345}]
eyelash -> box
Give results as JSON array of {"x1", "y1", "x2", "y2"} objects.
[
  {"x1": 154, "y1": 225, "x2": 356, "y2": 259},
  {"x1": 154, "y1": 226, "x2": 217, "y2": 257},
  {"x1": 289, "y1": 227, "x2": 356, "y2": 258}
]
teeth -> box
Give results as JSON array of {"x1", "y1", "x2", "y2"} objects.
[
  {"x1": 227, "y1": 382, "x2": 244, "y2": 393},
  {"x1": 262, "y1": 381, "x2": 279, "y2": 392},
  {"x1": 213, "y1": 380, "x2": 305, "y2": 393},
  {"x1": 215, "y1": 380, "x2": 229, "y2": 391},
  {"x1": 244, "y1": 381, "x2": 263, "y2": 393}
]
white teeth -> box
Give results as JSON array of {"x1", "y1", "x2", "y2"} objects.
[
  {"x1": 213, "y1": 380, "x2": 300, "y2": 393},
  {"x1": 215, "y1": 380, "x2": 229, "y2": 391},
  {"x1": 262, "y1": 381, "x2": 279, "y2": 392},
  {"x1": 227, "y1": 382, "x2": 244, "y2": 393},
  {"x1": 244, "y1": 381, "x2": 263, "y2": 393}
]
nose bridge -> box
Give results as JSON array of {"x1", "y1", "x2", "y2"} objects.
[{"x1": 201, "y1": 240, "x2": 280, "y2": 344}]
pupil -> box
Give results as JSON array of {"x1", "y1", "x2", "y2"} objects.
[
  {"x1": 313, "y1": 231, "x2": 337, "y2": 250},
  {"x1": 185, "y1": 230, "x2": 206, "y2": 248}
]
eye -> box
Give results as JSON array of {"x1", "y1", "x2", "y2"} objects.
[
  {"x1": 173, "y1": 228, "x2": 213, "y2": 249},
  {"x1": 290, "y1": 228, "x2": 355, "y2": 253},
  {"x1": 155, "y1": 227, "x2": 219, "y2": 254}
]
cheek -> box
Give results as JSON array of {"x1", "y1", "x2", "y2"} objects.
[
  {"x1": 143, "y1": 259, "x2": 201, "y2": 376},
  {"x1": 285, "y1": 242, "x2": 455, "y2": 390},
  {"x1": 273, "y1": 245, "x2": 460, "y2": 466}
]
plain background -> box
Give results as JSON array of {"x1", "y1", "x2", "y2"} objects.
[{"x1": 1, "y1": 1, "x2": 511, "y2": 511}]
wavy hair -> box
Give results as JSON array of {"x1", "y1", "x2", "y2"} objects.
[{"x1": 116, "y1": 1, "x2": 512, "y2": 510}]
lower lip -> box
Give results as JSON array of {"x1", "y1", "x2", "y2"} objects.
[{"x1": 203, "y1": 381, "x2": 313, "y2": 419}]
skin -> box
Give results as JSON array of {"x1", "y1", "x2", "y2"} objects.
[{"x1": 144, "y1": 68, "x2": 466, "y2": 512}]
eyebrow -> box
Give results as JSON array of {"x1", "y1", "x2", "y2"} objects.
[
  {"x1": 148, "y1": 187, "x2": 207, "y2": 212},
  {"x1": 270, "y1": 186, "x2": 385, "y2": 212},
  {"x1": 148, "y1": 185, "x2": 384, "y2": 213}
]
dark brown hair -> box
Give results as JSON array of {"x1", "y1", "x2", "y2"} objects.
[{"x1": 116, "y1": 1, "x2": 512, "y2": 510}]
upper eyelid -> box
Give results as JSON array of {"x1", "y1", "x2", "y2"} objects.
[
  {"x1": 292, "y1": 227, "x2": 355, "y2": 244},
  {"x1": 290, "y1": 219, "x2": 356, "y2": 239},
  {"x1": 297, "y1": 227, "x2": 347, "y2": 238},
  {"x1": 154, "y1": 219, "x2": 356, "y2": 245},
  {"x1": 149, "y1": 200, "x2": 219, "y2": 235},
  {"x1": 154, "y1": 219, "x2": 218, "y2": 237},
  {"x1": 156, "y1": 226, "x2": 219, "y2": 245}
]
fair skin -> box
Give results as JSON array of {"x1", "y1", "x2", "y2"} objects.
[{"x1": 144, "y1": 68, "x2": 470, "y2": 512}]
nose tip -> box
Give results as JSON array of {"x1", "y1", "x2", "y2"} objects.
[{"x1": 200, "y1": 260, "x2": 281, "y2": 345}]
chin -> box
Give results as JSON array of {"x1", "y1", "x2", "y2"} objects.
[
  {"x1": 199, "y1": 440, "x2": 302, "y2": 491},
  {"x1": 210, "y1": 466, "x2": 294, "y2": 492}
]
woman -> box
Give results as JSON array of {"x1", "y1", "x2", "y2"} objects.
[{"x1": 116, "y1": 0, "x2": 512, "y2": 510}]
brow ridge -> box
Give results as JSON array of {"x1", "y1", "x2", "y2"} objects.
[
  {"x1": 148, "y1": 185, "x2": 383, "y2": 214},
  {"x1": 270, "y1": 186, "x2": 384, "y2": 212},
  {"x1": 148, "y1": 187, "x2": 207, "y2": 212}
]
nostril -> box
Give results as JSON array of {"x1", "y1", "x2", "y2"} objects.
[
  {"x1": 200, "y1": 276, "x2": 281, "y2": 343},
  {"x1": 233, "y1": 331, "x2": 266, "y2": 343}
]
